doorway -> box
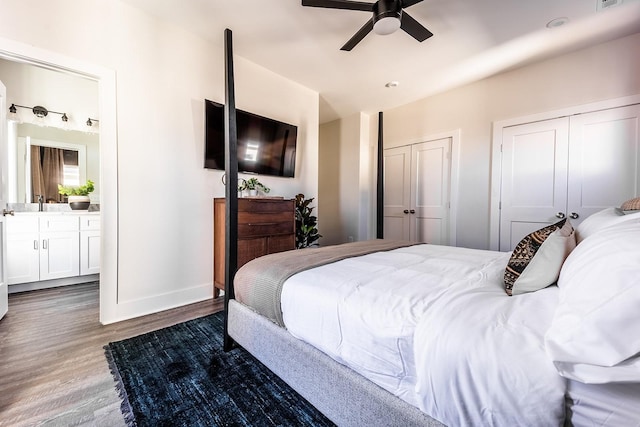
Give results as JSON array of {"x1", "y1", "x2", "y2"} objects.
[
  {"x1": 383, "y1": 130, "x2": 460, "y2": 246},
  {"x1": 0, "y1": 39, "x2": 117, "y2": 324}
]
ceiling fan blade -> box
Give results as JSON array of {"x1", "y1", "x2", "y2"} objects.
[
  {"x1": 341, "y1": 18, "x2": 374, "y2": 51},
  {"x1": 400, "y1": 11, "x2": 433, "y2": 42},
  {"x1": 400, "y1": 0, "x2": 424, "y2": 9},
  {"x1": 302, "y1": 0, "x2": 373, "y2": 12}
]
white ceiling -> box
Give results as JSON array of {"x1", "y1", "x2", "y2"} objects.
[{"x1": 122, "y1": 0, "x2": 640, "y2": 123}]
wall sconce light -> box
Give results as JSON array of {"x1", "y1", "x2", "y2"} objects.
[
  {"x1": 32, "y1": 105, "x2": 48, "y2": 118},
  {"x1": 86, "y1": 118, "x2": 99, "y2": 127},
  {"x1": 8, "y1": 103, "x2": 69, "y2": 122}
]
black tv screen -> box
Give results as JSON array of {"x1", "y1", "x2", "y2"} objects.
[{"x1": 204, "y1": 99, "x2": 297, "y2": 178}]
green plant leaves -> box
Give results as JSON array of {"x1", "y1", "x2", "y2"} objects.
[
  {"x1": 295, "y1": 193, "x2": 321, "y2": 249},
  {"x1": 58, "y1": 179, "x2": 95, "y2": 196}
]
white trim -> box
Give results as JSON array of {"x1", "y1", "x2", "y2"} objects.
[
  {"x1": 0, "y1": 36, "x2": 119, "y2": 324},
  {"x1": 449, "y1": 129, "x2": 461, "y2": 247},
  {"x1": 8, "y1": 274, "x2": 99, "y2": 294},
  {"x1": 104, "y1": 283, "x2": 212, "y2": 324},
  {"x1": 494, "y1": 94, "x2": 640, "y2": 130},
  {"x1": 489, "y1": 94, "x2": 640, "y2": 250},
  {"x1": 387, "y1": 129, "x2": 461, "y2": 246}
]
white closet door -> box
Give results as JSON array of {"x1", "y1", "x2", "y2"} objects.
[
  {"x1": 383, "y1": 145, "x2": 411, "y2": 240},
  {"x1": 500, "y1": 118, "x2": 570, "y2": 251},
  {"x1": 410, "y1": 139, "x2": 451, "y2": 245},
  {"x1": 567, "y1": 104, "x2": 640, "y2": 224}
]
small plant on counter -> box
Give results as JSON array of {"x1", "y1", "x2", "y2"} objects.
[
  {"x1": 58, "y1": 179, "x2": 95, "y2": 196},
  {"x1": 295, "y1": 193, "x2": 321, "y2": 249},
  {"x1": 239, "y1": 177, "x2": 270, "y2": 195}
]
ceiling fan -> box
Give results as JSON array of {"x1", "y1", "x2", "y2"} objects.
[{"x1": 302, "y1": 0, "x2": 433, "y2": 51}]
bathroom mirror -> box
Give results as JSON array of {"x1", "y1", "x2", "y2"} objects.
[{"x1": 8, "y1": 122, "x2": 99, "y2": 204}]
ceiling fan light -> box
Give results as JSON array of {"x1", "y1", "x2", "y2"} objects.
[{"x1": 373, "y1": 16, "x2": 401, "y2": 35}]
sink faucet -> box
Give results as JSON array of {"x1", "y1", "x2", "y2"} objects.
[{"x1": 37, "y1": 194, "x2": 44, "y2": 212}]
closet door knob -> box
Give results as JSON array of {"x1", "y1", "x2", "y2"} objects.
[
  {"x1": 410, "y1": 209, "x2": 416, "y2": 214},
  {"x1": 403, "y1": 209, "x2": 409, "y2": 214},
  {"x1": 570, "y1": 212, "x2": 579, "y2": 219},
  {"x1": 556, "y1": 212, "x2": 566, "y2": 219}
]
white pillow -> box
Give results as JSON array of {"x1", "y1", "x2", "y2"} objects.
[
  {"x1": 545, "y1": 219, "x2": 640, "y2": 383},
  {"x1": 575, "y1": 207, "x2": 640, "y2": 243},
  {"x1": 504, "y1": 219, "x2": 575, "y2": 296}
]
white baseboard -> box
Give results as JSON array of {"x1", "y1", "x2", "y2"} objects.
[
  {"x1": 8, "y1": 275, "x2": 100, "y2": 294},
  {"x1": 100, "y1": 283, "x2": 214, "y2": 325}
]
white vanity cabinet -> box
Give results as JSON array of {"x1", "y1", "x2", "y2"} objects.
[
  {"x1": 80, "y1": 215, "x2": 101, "y2": 275},
  {"x1": 6, "y1": 213, "x2": 100, "y2": 286}
]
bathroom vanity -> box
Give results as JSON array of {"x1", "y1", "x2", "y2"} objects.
[{"x1": 6, "y1": 211, "x2": 100, "y2": 293}]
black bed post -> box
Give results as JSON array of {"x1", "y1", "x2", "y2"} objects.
[
  {"x1": 376, "y1": 111, "x2": 384, "y2": 239},
  {"x1": 223, "y1": 28, "x2": 238, "y2": 352}
]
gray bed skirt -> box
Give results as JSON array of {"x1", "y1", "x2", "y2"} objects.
[{"x1": 228, "y1": 299, "x2": 444, "y2": 427}]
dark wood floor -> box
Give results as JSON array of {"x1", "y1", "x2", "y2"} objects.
[{"x1": 0, "y1": 282, "x2": 222, "y2": 427}]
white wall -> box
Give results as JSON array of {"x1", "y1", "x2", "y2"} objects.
[
  {"x1": 0, "y1": 59, "x2": 99, "y2": 133},
  {"x1": 319, "y1": 112, "x2": 374, "y2": 245},
  {"x1": 326, "y1": 31, "x2": 640, "y2": 250},
  {"x1": 0, "y1": 0, "x2": 319, "y2": 322}
]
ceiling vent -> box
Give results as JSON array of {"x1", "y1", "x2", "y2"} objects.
[{"x1": 597, "y1": 0, "x2": 623, "y2": 11}]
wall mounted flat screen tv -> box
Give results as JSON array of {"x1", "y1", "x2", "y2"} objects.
[{"x1": 204, "y1": 99, "x2": 297, "y2": 178}]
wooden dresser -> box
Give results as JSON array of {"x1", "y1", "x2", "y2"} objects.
[{"x1": 213, "y1": 197, "x2": 295, "y2": 297}]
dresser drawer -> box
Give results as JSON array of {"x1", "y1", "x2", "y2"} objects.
[
  {"x1": 238, "y1": 198, "x2": 294, "y2": 214},
  {"x1": 238, "y1": 211, "x2": 294, "y2": 226},
  {"x1": 238, "y1": 220, "x2": 293, "y2": 237}
]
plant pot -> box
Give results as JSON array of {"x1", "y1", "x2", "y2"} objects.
[
  {"x1": 248, "y1": 189, "x2": 257, "y2": 197},
  {"x1": 68, "y1": 195, "x2": 90, "y2": 210}
]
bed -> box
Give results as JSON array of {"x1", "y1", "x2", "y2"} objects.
[{"x1": 225, "y1": 205, "x2": 640, "y2": 426}]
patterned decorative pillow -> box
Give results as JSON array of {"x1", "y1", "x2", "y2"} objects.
[
  {"x1": 504, "y1": 219, "x2": 576, "y2": 296},
  {"x1": 621, "y1": 197, "x2": 640, "y2": 211}
]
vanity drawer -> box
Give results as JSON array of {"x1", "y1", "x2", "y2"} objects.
[
  {"x1": 80, "y1": 215, "x2": 100, "y2": 231},
  {"x1": 7, "y1": 216, "x2": 39, "y2": 233},
  {"x1": 39, "y1": 216, "x2": 79, "y2": 232}
]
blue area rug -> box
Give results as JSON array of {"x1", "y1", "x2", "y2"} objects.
[{"x1": 104, "y1": 311, "x2": 335, "y2": 427}]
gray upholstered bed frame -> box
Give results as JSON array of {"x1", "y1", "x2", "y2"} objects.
[
  {"x1": 228, "y1": 299, "x2": 444, "y2": 427},
  {"x1": 221, "y1": 28, "x2": 440, "y2": 426}
]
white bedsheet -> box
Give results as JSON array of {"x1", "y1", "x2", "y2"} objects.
[
  {"x1": 281, "y1": 244, "x2": 566, "y2": 426},
  {"x1": 566, "y1": 380, "x2": 640, "y2": 426}
]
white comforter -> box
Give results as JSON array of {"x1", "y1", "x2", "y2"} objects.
[{"x1": 281, "y1": 244, "x2": 566, "y2": 426}]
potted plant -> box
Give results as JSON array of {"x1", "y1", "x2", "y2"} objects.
[
  {"x1": 58, "y1": 179, "x2": 95, "y2": 210},
  {"x1": 295, "y1": 193, "x2": 321, "y2": 248},
  {"x1": 240, "y1": 177, "x2": 270, "y2": 197}
]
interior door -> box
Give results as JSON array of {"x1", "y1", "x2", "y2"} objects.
[
  {"x1": 410, "y1": 139, "x2": 451, "y2": 245},
  {"x1": 1, "y1": 80, "x2": 9, "y2": 319},
  {"x1": 499, "y1": 118, "x2": 570, "y2": 251},
  {"x1": 567, "y1": 104, "x2": 640, "y2": 223},
  {"x1": 383, "y1": 145, "x2": 411, "y2": 240}
]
